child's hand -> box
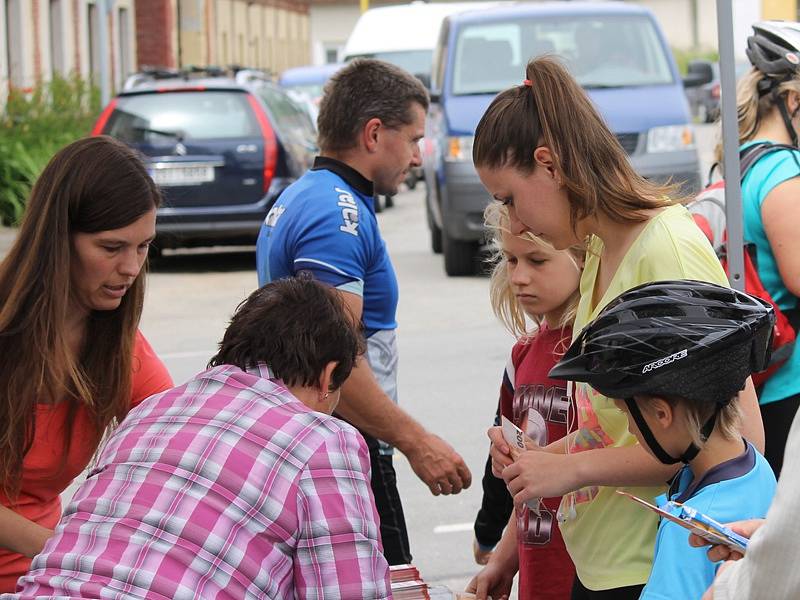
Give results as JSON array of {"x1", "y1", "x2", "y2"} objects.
[
  {"x1": 689, "y1": 519, "x2": 764, "y2": 563},
  {"x1": 487, "y1": 427, "x2": 515, "y2": 476},
  {"x1": 464, "y1": 559, "x2": 513, "y2": 600},
  {"x1": 502, "y1": 449, "x2": 578, "y2": 501},
  {"x1": 473, "y1": 538, "x2": 494, "y2": 565}
]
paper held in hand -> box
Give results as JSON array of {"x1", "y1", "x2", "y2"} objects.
[
  {"x1": 616, "y1": 490, "x2": 749, "y2": 554},
  {"x1": 501, "y1": 415, "x2": 543, "y2": 515}
]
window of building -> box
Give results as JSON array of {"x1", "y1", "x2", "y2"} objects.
[
  {"x1": 118, "y1": 7, "x2": 131, "y2": 77},
  {"x1": 87, "y1": 2, "x2": 100, "y2": 81},
  {"x1": 49, "y1": 0, "x2": 64, "y2": 76},
  {"x1": 5, "y1": 0, "x2": 23, "y2": 86}
]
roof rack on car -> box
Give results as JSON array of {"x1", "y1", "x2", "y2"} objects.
[
  {"x1": 233, "y1": 67, "x2": 272, "y2": 86},
  {"x1": 123, "y1": 67, "x2": 181, "y2": 90},
  {"x1": 123, "y1": 65, "x2": 256, "y2": 90}
]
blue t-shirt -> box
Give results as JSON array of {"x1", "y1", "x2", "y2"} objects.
[
  {"x1": 741, "y1": 140, "x2": 800, "y2": 404},
  {"x1": 640, "y1": 442, "x2": 776, "y2": 600},
  {"x1": 255, "y1": 157, "x2": 398, "y2": 337}
]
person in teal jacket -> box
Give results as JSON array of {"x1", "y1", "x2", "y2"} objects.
[{"x1": 722, "y1": 21, "x2": 800, "y2": 476}]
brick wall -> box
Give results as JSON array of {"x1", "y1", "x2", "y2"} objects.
[{"x1": 136, "y1": 0, "x2": 175, "y2": 67}]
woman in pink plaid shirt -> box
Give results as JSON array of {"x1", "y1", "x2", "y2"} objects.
[{"x1": 10, "y1": 276, "x2": 391, "y2": 599}]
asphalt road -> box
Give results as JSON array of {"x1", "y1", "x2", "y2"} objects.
[{"x1": 0, "y1": 122, "x2": 719, "y2": 593}]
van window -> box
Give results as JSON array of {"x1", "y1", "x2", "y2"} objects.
[
  {"x1": 452, "y1": 15, "x2": 673, "y2": 95},
  {"x1": 348, "y1": 50, "x2": 433, "y2": 78}
]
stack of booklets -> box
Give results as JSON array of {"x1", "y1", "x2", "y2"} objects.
[{"x1": 389, "y1": 565, "x2": 459, "y2": 599}]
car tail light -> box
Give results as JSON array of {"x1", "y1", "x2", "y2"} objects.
[
  {"x1": 246, "y1": 95, "x2": 278, "y2": 193},
  {"x1": 711, "y1": 83, "x2": 721, "y2": 99},
  {"x1": 91, "y1": 99, "x2": 118, "y2": 136}
]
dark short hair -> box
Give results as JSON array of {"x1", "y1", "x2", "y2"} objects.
[
  {"x1": 317, "y1": 58, "x2": 429, "y2": 152},
  {"x1": 209, "y1": 276, "x2": 365, "y2": 390}
]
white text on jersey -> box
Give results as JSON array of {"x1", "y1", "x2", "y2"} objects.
[{"x1": 336, "y1": 187, "x2": 359, "y2": 236}]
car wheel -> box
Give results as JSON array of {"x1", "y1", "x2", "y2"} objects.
[
  {"x1": 431, "y1": 220, "x2": 443, "y2": 254},
  {"x1": 374, "y1": 195, "x2": 384, "y2": 213},
  {"x1": 425, "y1": 193, "x2": 443, "y2": 254},
  {"x1": 385, "y1": 194, "x2": 394, "y2": 208},
  {"x1": 443, "y1": 230, "x2": 477, "y2": 276}
]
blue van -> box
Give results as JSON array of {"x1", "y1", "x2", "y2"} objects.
[{"x1": 424, "y1": 2, "x2": 707, "y2": 275}]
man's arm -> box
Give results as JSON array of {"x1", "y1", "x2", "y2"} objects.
[{"x1": 336, "y1": 290, "x2": 472, "y2": 495}]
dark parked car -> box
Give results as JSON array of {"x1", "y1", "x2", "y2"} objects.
[
  {"x1": 92, "y1": 67, "x2": 317, "y2": 250},
  {"x1": 684, "y1": 60, "x2": 750, "y2": 123},
  {"x1": 684, "y1": 60, "x2": 720, "y2": 123}
]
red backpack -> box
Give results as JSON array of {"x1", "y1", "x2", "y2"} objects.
[{"x1": 688, "y1": 142, "x2": 798, "y2": 388}]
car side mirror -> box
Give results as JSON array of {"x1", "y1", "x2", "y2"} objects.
[{"x1": 683, "y1": 59, "x2": 714, "y2": 88}]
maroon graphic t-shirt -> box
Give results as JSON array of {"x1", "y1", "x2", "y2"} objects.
[{"x1": 500, "y1": 324, "x2": 576, "y2": 600}]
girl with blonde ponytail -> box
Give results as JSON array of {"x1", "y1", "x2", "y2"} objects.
[{"x1": 472, "y1": 56, "x2": 765, "y2": 599}]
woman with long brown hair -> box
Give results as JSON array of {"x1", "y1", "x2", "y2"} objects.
[
  {"x1": 0, "y1": 136, "x2": 173, "y2": 591},
  {"x1": 473, "y1": 56, "x2": 765, "y2": 599}
]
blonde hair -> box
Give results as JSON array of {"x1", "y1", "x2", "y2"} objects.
[
  {"x1": 640, "y1": 395, "x2": 742, "y2": 448},
  {"x1": 474, "y1": 56, "x2": 683, "y2": 231},
  {"x1": 713, "y1": 67, "x2": 800, "y2": 165},
  {"x1": 484, "y1": 202, "x2": 583, "y2": 340}
]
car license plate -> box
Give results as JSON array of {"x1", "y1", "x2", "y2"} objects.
[{"x1": 150, "y1": 165, "x2": 215, "y2": 186}]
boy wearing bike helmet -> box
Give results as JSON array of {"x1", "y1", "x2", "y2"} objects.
[{"x1": 550, "y1": 280, "x2": 778, "y2": 600}]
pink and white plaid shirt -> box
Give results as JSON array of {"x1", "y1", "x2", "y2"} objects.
[{"x1": 11, "y1": 364, "x2": 390, "y2": 599}]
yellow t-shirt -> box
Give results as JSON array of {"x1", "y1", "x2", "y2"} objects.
[{"x1": 560, "y1": 204, "x2": 729, "y2": 590}]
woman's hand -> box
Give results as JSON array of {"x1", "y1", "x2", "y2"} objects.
[
  {"x1": 502, "y1": 449, "x2": 580, "y2": 501},
  {"x1": 464, "y1": 559, "x2": 515, "y2": 600},
  {"x1": 689, "y1": 519, "x2": 764, "y2": 563}
]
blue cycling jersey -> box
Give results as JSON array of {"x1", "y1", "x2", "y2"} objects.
[
  {"x1": 255, "y1": 157, "x2": 399, "y2": 337},
  {"x1": 640, "y1": 442, "x2": 776, "y2": 600}
]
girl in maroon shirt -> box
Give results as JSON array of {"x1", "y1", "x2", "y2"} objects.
[{"x1": 468, "y1": 203, "x2": 583, "y2": 600}]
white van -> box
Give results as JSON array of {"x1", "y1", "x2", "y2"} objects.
[{"x1": 343, "y1": 1, "x2": 499, "y2": 87}]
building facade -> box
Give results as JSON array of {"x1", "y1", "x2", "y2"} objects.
[{"x1": 1, "y1": 0, "x2": 310, "y2": 94}]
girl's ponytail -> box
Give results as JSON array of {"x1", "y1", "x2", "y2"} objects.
[{"x1": 475, "y1": 56, "x2": 679, "y2": 228}]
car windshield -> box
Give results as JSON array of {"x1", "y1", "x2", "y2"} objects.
[
  {"x1": 452, "y1": 15, "x2": 674, "y2": 95},
  {"x1": 350, "y1": 50, "x2": 433, "y2": 77},
  {"x1": 105, "y1": 90, "x2": 261, "y2": 142}
]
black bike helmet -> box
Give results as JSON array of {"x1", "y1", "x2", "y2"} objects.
[
  {"x1": 549, "y1": 280, "x2": 775, "y2": 407},
  {"x1": 747, "y1": 21, "x2": 800, "y2": 80},
  {"x1": 550, "y1": 280, "x2": 775, "y2": 464},
  {"x1": 747, "y1": 21, "x2": 800, "y2": 144}
]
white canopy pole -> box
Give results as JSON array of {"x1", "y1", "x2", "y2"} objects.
[{"x1": 716, "y1": 0, "x2": 745, "y2": 291}]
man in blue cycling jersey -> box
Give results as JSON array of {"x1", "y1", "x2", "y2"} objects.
[{"x1": 255, "y1": 59, "x2": 472, "y2": 564}]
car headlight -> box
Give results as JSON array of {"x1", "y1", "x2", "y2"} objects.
[
  {"x1": 646, "y1": 125, "x2": 695, "y2": 153},
  {"x1": 446, "y1": 136, "x2": 474, "y2": 162}
]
